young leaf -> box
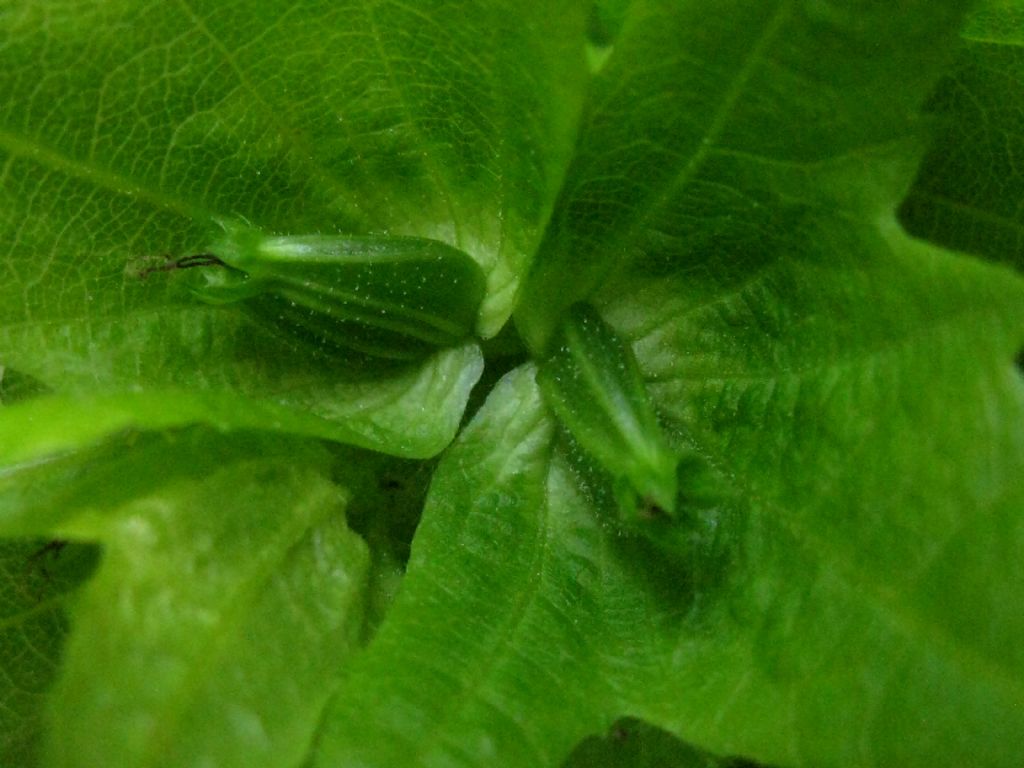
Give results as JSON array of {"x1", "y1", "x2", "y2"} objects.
[
  {"x1": 177, "y1": 220, "x2": 486, "y2": 361},
  {"x1": 537, "y1": 302, "x2": 678, "y2": 521}
]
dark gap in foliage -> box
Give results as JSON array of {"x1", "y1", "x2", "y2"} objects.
[
  {"x1": 586, "y1": 3, "x2": 615, "y2": 47},
  {"x1": 0, "y1": 538, "x2": 100, "y2": 766},
  {"x1": 562, "y1": 717, "x2": 777, "y2": 768},
  {"x1": 9, "y1": 538, "x2": 101, "y2": 606},
  {"x1": 338, "y1": 452, "x2": 436, "y2": 571},
  {"x1": 1016, "y1": 348, "x2": 1024, "y2": 376},
  {"x1": 29, "y1": 540, "x2": 102, "y2": 601},
  {"x1": 332, "y1": 449, "x2": 439, "y2": 637},
  {"x1": 584, "y1": 0, "x2": 632, "y2": 72},
  {"x1": 0, "y1": 366, "x2": 52, "y2": 404},
  {"x1": 463, "y1": 324, "x2": 531, "y2": 426},
  {"x1": 896, "y1": 43, "x2": 1024, "y2": 273}
]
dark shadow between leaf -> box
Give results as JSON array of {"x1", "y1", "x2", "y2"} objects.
[
  {"x1": 333, "y1": 450, "x2": 435, "y2": 571},
  {"x1": 562, "y1": 716, "x2": 778, "y2": 768},
  {"x1": 0, "y1": 367, "x2": 52, "y2": 404},
  {"x1": 463, "y1": 331, "x2": 530, "y2": 427},
  {"x1": 0, "y1": 427, "x2": 327, "y2": 535},
  {"x1": 0, "y1": 538, "x2": 99, "y2": 767},
  {"x1": 330, "y1": 450, "x2": 438, "y2": 639},
  {"x1": 22, "y1": 539, "x2": 101, "y2": 597}
]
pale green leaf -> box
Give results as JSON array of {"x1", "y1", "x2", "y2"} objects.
[
  {"x1": 0, "y1": 431, "x2": 369, "y2": 768},
  {"x1": 313, "y1": 2, "x2": 1024, "y2": 767},
  {"x1": 0, "y1": 0, "x2": 584, "y2": 457}
]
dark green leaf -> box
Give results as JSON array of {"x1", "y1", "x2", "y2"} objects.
[
  {"x1": 899, "y1": 1, "x2": 1024, "y2": 270},
  {"x1": 564, "y1": 718, "x2": 774, "y2": 768},
  {"x1": 0, "y1": 540, "x2": 96, "y2": 768},
  {"x1": 516, "y1": 0, "x2": 972, "y2": 350}
]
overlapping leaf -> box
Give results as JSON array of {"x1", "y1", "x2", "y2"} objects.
[
  {"x1": 0, "y1": 0, "x2": 586, "y2": 458},
  {"x1": 315, "y1": 1, "x2": 1024, "y2": 767},
  {"x1": 2, "y1": 1, "x2": 1023, "y2": 767},
  {"x1": 0, "y1": 540, "x2": 96, "y2": 767},
  {"x1": 515, "y1": 0, "x2": 972, "y2": 349},
  {"x1": 899, "y1": 0, "x2": 1024, "y2": 269},
  {"x1": 0, "y1": 430, "x2": 369, "y2": 768}
]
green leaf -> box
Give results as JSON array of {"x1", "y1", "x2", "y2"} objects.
[
  {"x1": 0, "y1": 540, "x2": 96, "y2": 768},
  {"x1": 964, "y1": 0, "x2": 1024, "y2": 38},
  {"x1": 311, "y1": 366, "x2": 584, "y2": 768},
  {"x1": 516, "y1": 0, "x2": 972, "y2": 351},
  {"x1": 537, "y1": 303, "x2": 680, "y2": 521},
  {"x1": 617, "y1": 222, "x2": 1024, "y2": 768},
  {"x1": 899, "y1": 0, "x2": 1024, "y2": 270},
  {"x1": 4, "y1": 1, "x2": 1024, "y2": 766},
  {"x1": 311, "y1": 2, "x2": 1024, "y2": 767},
  {"x1": 0, "y1": 430, "x2": 370, "y2": 768},
  {"x1": 0, "y1": 343, "x2": 481, "y2": 468},
  {"x1": 0, "y1": 0, "x2": 586, "y2": 457}
]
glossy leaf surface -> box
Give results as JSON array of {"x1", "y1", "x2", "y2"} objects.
[
  {"x1": 188, "y1": 222, "x2": 486, "y2": 360},
  {"x1": 2, "y1": 2, "x2": 1024, "y2": 767},
  {"x1": 0, "y1": 0, "x2": 583, "y2": 457}
]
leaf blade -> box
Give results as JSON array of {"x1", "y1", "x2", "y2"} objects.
[{"x1": 24, "y1": 432, "x2": 371, "y2": 768}]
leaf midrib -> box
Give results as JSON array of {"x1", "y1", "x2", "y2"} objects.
[{"x1": 590, "y1": 0, "x2": 796, "y2": 288}]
